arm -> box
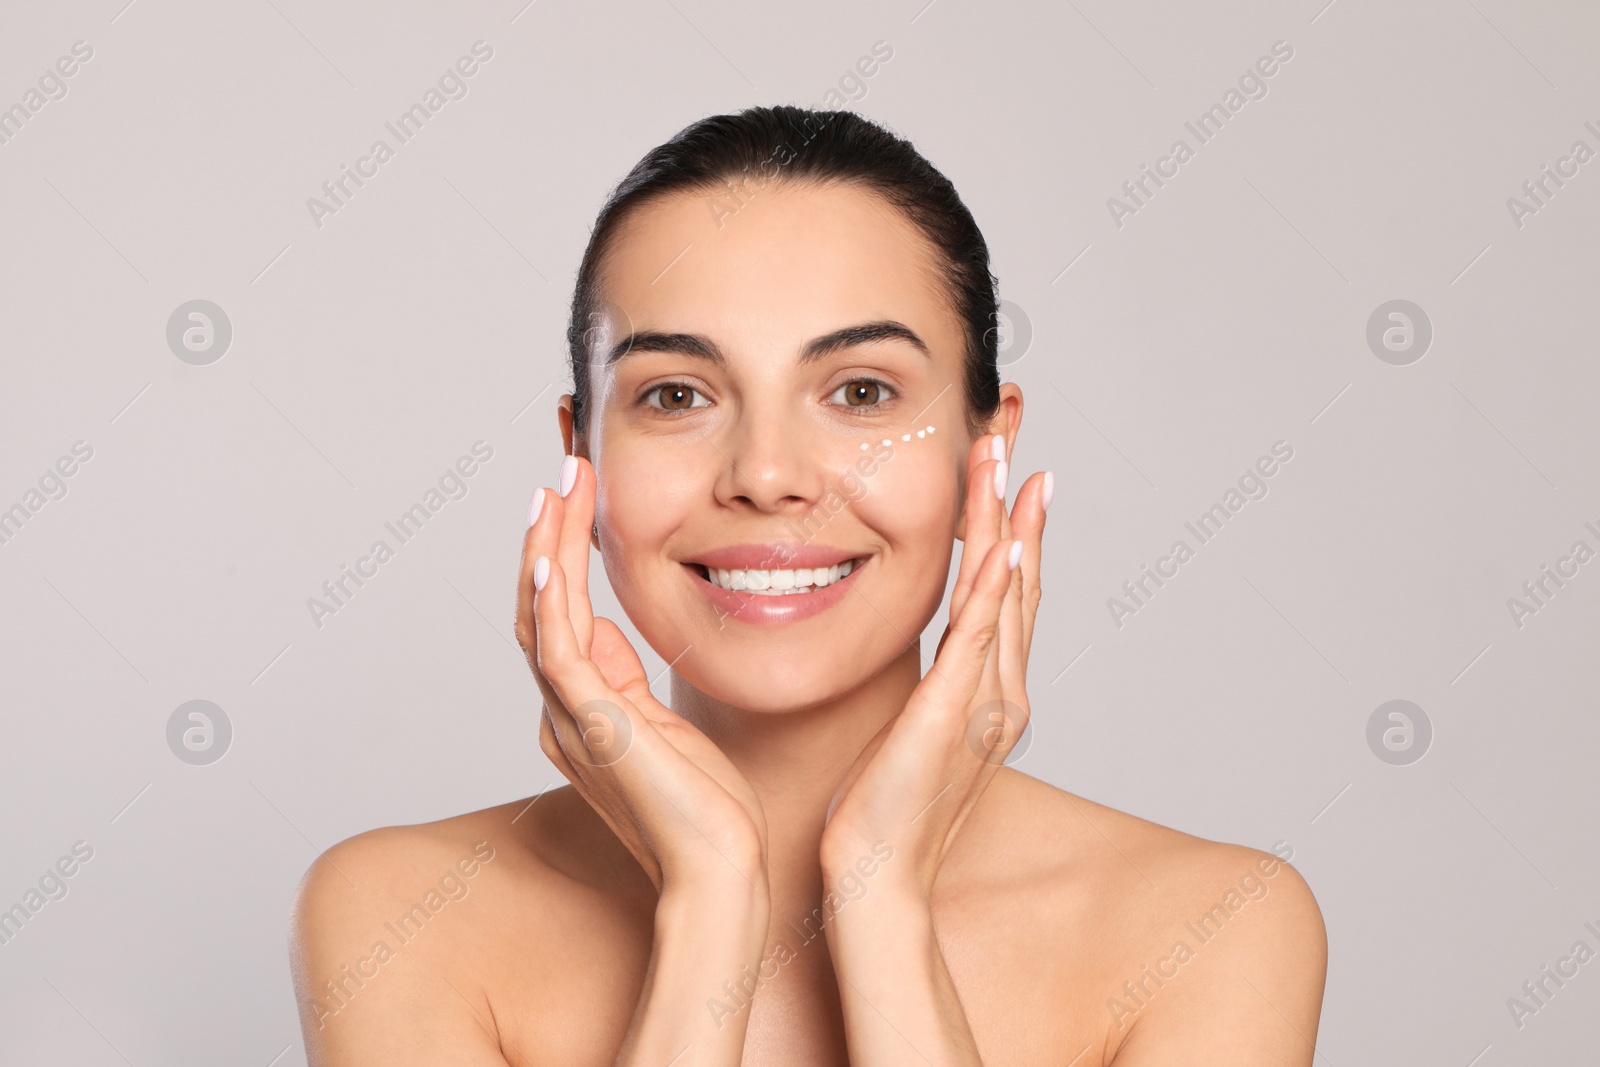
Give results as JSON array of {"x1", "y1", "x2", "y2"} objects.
[
  {"x1": 290, "y1": 832, "x2": 512, "y2": 1067},
  {"x1": 822, "y1": 874, "x2": 983, "y2": 1065},
  {"x1": 615, "y1": 879, "x2": 771, "y2": 1065},
  {"x1": 1109, "y1": 856, "x2": 1328, "y2": 1066}
]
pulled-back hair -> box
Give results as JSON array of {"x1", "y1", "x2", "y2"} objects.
[{"x1": 565, "y1": 105, "x2": 1001, "y2": 437}]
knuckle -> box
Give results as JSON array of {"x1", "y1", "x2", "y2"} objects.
[
  {"x1": 966, "y1": 617, "x2": 1000, "y2": 652},
  {"x1": 539, "y1": 730, "x2": 563, "y2": 762}
]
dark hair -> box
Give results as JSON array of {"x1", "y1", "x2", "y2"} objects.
[{"x1": 565, "y1": 105, "x2": 1001, "y2": 437}]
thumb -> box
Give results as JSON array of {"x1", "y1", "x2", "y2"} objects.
[
  {"x1": 589, "y1": 617, "x2": 648, "y2": 693},
  {"x1": 590, "y1": 617, "x2": 681, "y2": 724}
]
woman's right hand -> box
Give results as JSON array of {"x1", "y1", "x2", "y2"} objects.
[{"x1": 515, "y1": 454, "x2": 770, "y2": 899}]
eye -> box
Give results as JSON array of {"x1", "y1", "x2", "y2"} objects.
[
  {"x1": 829, "y1": 377, "x2": 896, "y2": 411},
  {"x1": 644, "y1": 382, "x2": 709, "y2": 413}
]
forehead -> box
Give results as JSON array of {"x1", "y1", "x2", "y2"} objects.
[{"x1": 595, "y1": 180, "x2": 959, "y2": 357}]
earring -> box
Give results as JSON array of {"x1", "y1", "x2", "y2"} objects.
[{"x1": 592, "y1": 523, "x2": 599, "y2": 538}]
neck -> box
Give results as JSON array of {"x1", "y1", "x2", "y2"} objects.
[{"x1": 668, "y1": 642, "x2": 923, "y2": 894}]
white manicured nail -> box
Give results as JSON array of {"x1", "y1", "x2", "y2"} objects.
[
  {"x1": 558, "y1": 455, "x2": 578, "y2": 498},
  {"x1": 1008, "y1": 540, "x2": 1023, "y2": 570},
  {"x1": 533, "y1": 556, "x2": 550, "y2": 591},
  {"x1": 993, "y1": 460, "x2": 1008, "y2": 500},
  {"x1": 529, "y1": 488, "x2": 545, "y2": 527},
  {"x1": 1042, "y1": 471, "x2": 1054, "y2": 513},
  {"x1": 990, "y1": 434, "x2": 1005, "y2": 462}
]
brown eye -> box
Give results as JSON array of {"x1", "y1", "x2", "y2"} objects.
[
  {"x1": 842, "y1": 380, "x2": 881, "y2": 406},
  {"x1": 646, "y1": 383, "x2": 707, "y2": 412}
]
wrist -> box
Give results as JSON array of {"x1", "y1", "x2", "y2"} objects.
[
  {"x1": 823, "y1": 880, "x2": 937, "y2": 964},
  {"x1": 657, "y1": 873, "x2": 771, "y2": 937},
  {"x1": 819, "y1": 837, "x2": 928, "y2": 905}
]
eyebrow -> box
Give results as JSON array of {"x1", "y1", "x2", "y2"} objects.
[{"x1": 603, "y1": 320, "x2": 929, "y2": 368}]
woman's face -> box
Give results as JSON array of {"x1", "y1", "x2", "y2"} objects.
[{"x1": 571, "y1": 180, "x2": 1002, "y2": 713}]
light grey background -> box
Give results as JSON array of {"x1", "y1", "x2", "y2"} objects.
[{"x1": 2, "y1": 0, "x2": 1596, "y2": 1061}]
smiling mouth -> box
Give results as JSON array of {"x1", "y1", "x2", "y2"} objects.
[{"x1": 687, "y1": 557, "x2": 868, "y2": 596}]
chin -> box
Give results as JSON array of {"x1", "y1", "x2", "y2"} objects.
[{"x1": 676, "y1": 659, "x2": 867, "y2": 715}]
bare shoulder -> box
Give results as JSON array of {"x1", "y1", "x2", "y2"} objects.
[
  {"x1": 287, "y1": 800, "x2": 526, "y2": 1064},
  {"x1": 289, "y1": 789, "x2": 644, "y2": 1066},
  {"x1": 980, "y1": 772, "x2": 1327, "y2": 1064}
]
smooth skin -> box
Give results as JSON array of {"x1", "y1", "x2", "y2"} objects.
[{"x1": 290, "y1": 181, "x2": 1327, "y2": 1066}]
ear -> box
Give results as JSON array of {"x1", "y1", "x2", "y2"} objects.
[
  {"x1": 557, "y1": 394, "x2": 578, "y2": 456},
  {"x1": 954, "y1": 382, "x2": 1024, "y2": 543}
]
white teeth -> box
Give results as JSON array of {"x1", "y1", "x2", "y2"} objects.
[{"x1": 702, "y1": 559, "x2": 859, "y2": 595}]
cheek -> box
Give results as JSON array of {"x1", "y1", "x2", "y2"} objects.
[
  {"x1": 851, "y1": 444, "x2": 962, "y2": 557},
  {"x1": 593, "y1": 437, "x2": 699, "y2": 570}
]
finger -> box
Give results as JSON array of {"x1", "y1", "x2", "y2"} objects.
[
  {"x1": 999, "y1": 471, "x2": 1049, "y2": 692},
  {"x1": 518, "y1": 489, "x2": 600, "y2": 763},
  {"x1": 950, "y1": 434, "x2": 1007, "y2": 622},
  {"x1": 518, "y1": 483, "x2": 579, "y2": 680},
  {"x1": 515, "y1": 485, "x2": 558, "y2": 668},
  {"x1": 1021, "y1": 470, "x2": 1052, "y2": 659},
  {"x1": 538, "y1": 703, "x2": 583, "y2": 784},
  {"x1": 920, "y1": 537, "x2": 1018, "y2": 714},
  {"x1": 556, "y1": 453, "x2": 597, "y2": 655},
  {"x1": 529, "y1": 553, "x2": 630, "y2": 765},
  {"x1": 948, "y1": 435, "x2": 991, "y2": 610}
]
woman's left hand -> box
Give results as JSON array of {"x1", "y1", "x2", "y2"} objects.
[{"x1": 820, "y1": 432, "x2": 1051, "y2": 898}]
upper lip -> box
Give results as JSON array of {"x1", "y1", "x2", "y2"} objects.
[{"x1": 686, "y1": 543, "x2": 867, "y2": 571}]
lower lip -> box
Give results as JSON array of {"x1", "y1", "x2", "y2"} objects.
[{"x1": 685, "y1": 560, "x2": 867, "y2": 625}]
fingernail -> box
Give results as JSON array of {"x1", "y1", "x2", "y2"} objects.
[
  {"x1": 1041, "y1": 470, "x2": 1054, "y2": 513},
  {"x1": 1008, "y1": 540, "x2": 1023, "y2": 570},
  {"x1": 533, "y1": 556, "x2": 550, "y2": 591},
  {"x1": 558, "y1": 455, "x2": 578, "y2": 498},
  {"x1": 990, "y1": 434, "x2": 1005, "y2": 462},
  {"x1": 528, "y1": 488, "x2": 545, "y2": 527},
  {"x1": 993, "y1": 459, "x2": 1008, "y2": 500}
]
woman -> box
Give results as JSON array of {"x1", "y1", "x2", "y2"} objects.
[{"x1": 290, "y1": 105, "x2": 1327, "y2": 1065}]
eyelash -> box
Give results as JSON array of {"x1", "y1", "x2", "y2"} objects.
[{"x1": 639, "y1": 377, "x2": 899, "y2": 416}]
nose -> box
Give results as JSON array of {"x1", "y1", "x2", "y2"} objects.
[{"x1": 710, "y1": 403, "x2": 827, "y2": 515}]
